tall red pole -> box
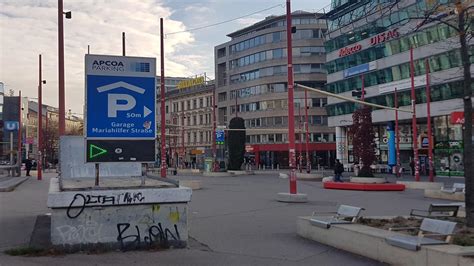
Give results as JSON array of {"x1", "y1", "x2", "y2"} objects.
[
  {"x1": 18, "y1": 90, "x2": 22, "y2": 175},
  {"x1": 298, "y1": 107, "x2": 303, "y2": 173},
  {"x1": 58, "y1": 0, "x2": 65, "y2": 136},
  {"x1": 286, "y1": 0, "x2": 297, "y2": 194},
  {"x1": 160, "y1": 18, "x2": 167, "y2": 178},
  {"x1": 212, "y1": 86, "x2": 217, "y2": 170},
  {"x1": 425, "y1": 59, "x2": 434, "y2": 182},
  {"x1": 410, "y1": 47, "x2": 420, "y2": 181},
  {"x1": 395, "y1": 87, "x2": 400, "y2": 177},
  {"x1": 38, "y1": 55, "x2": 43, "y2": 181},
  {"x1": 304, "y1": 89, "x2": 310, "y2": 173}
]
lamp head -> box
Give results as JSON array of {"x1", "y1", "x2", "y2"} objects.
[{"x1": 64, "y1": 11, "x2": 72, "y2": 19}]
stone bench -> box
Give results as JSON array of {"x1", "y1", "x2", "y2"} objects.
[
  {"x1": 386, "y1": 218, "x2": 457, "y2": 251},
  {"x1": 411, "y1": 203, "x2": 461, "y2": 218},
  {"x1": 310, "y1": 205, "x2": 364, "y2": 229}
]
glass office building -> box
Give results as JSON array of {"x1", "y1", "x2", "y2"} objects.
[
  {"x1": 324, "y1": 0, "x2": 472, "y2": 176},
  {"x1": 215, "y1": 11, "x2": 336, "y2": 169}
]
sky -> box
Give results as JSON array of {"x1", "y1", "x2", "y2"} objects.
[{"x1": 0, "y1": 0, "x2": 331, "y2": 115}]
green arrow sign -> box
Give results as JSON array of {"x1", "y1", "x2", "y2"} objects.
[{"x1": 89, "y1": 144, "x2": 107, "y2": 159}]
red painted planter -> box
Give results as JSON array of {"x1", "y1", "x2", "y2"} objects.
[{"x1": 324, "y1": 182, "x2": 405, "y2": 191}]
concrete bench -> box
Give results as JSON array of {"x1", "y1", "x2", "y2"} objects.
[
  {"x1": 411, "y1": 203, "x2": 461, "y2": 218},
  {"x1": 441, "y1": 183, "x2": 465, "y2": 193},
  {"x1": 310, "y1": 205, "x2": 364, "y2": 229},
  {"x1": 386, "y1": 218, "x2": 457, "y2": 251}
]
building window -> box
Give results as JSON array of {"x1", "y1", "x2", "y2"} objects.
[{"x1": 199, "y1": 98, "x2": 204, "y2": 108}]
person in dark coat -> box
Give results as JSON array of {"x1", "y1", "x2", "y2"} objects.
[
  {"x1": 334, "y1": 159, "x2": 344, "y2": 182},
  {"x1": 24, "y1": 157, "x2": 33, "y2": 176},
  {"x1": 409, "y1": 159, "x2": 415, "y2": 176}
]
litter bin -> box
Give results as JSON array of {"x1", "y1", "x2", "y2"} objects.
[{"x1": 204, "y1": 158, "x2": 213, "y2": 173}]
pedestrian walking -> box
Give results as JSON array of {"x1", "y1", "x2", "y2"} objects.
[
  {"x1": 409, "y1": 159, "x2": 415, "y2": 176},
  {"x1": 24, "y1": 157, "x2": 33, "y2": 177},
  {"x1": 334, "y1": 159, "x2": 344, "y2": 182}
]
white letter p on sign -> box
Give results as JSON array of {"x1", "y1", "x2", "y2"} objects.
[{"x1": 108, "y1": 94, "x2": 136, "y2": 118}]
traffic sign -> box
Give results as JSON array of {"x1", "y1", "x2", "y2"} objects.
[
  {"x1": 85, "y1": 55, "x2": 156, "y2": 139},
  {"x1": 5, "y1": 121, "x2": 19, "y2": 131},
  {"x1": 86, "y1": 139, "x2": 155, "y2": 163},
  {"x1": 216, "y1": 129, "x2": 224, "y2": 145}
]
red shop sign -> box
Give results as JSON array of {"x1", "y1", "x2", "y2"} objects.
[
  {"x1": 369, "y1": 28, "x2": 399, "y2": 46},
  {"x1": 450, "y1": 111, "x2": 470, "y2": 124},
  {"x1": 339, "y1": 44, "x2": 362, "y2": 57}
]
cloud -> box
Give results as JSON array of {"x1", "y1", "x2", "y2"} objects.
[{"x1": 0, "y1": 0, "x2": 202, "y2": 114}]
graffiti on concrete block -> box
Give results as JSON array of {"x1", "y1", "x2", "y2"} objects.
[
  {"x1": 116, "y1": 222, "x2": 181, "y2": 250},
  {"x1": 67, "y1": 192, "x2": 146, "y2": 219},
  {"x1": 56, "y1": 221, "x2": 103, "y2": 243}
]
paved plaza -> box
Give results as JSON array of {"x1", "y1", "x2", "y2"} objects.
[{"x1": 0, "y1": 171, "x2": 461, "y2": 265}]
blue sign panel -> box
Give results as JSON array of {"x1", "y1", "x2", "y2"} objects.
[
  {"x1": 85, "y1": 55, "x2": 156, "y2": 139},
  {"x1": 343, "y1": 62, "x2": 376, "y2": 78},
  {"x1": 216, "y1": 129, "x2": 225, "y2": 145},
  {"x1": 5, "y1": 121, "x2": 19, "y2": 131}
]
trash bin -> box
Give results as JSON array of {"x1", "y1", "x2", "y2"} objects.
[{"x1": 204, "y1": 158, "x2": 213, "y2": 172}]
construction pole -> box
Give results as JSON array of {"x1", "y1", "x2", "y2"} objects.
[
  {"x1": 410, "y1": 47, "x2": 420, "y2": 181},
  {"x1": 58, "y1": 0, "x2": 66, "y2": 136},
  {"x1": 160, "y1": 18, "x2": 167, "y2": 178},
  {"x1": 286, "y1": 0, "x2": 297, "y2": 194},
  {"x1": 425, "y1": 59, "x2": 434, "y2": 182},
  {"x1": 38, "y1": 54, "x2": 43, "y2": 181},
  {"x1": 395, "y1": 87, "x2": 401, "y2": 178},
  {"x1": 304, "y1": 88, "x2": 310, "y2": 173}
]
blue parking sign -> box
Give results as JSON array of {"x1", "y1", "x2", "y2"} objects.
[{"x1": 85, "y1": 55, "x2": 156, "y2": 139}]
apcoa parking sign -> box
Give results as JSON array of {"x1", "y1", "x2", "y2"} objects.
[{"x1": 85, "y1": 54, "x2": 156, "y2": 162}]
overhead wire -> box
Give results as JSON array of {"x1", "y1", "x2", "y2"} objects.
[{"x1": 164, "y1": 3, "x2": 285, "y2": 36}]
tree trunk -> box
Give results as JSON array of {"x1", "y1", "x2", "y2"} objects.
[{"x1": 458, "y1": 6, "x2": 473, "y2": 227}]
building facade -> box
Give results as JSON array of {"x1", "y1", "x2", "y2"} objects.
[
  {"x1": 324, "y1": 0, "x2": 472, "y2": 176},
  {"x1": 215, "y1": 11, "x2": 336, "y2": 169},
  {"x1": 161, "y1": 78, "x2": 215, "y2": 169}
]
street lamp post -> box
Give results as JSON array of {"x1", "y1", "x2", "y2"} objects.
[
  {"x1": 160, "y1": 18, "x2": 167, "y2": 178},
  {"x1": 58, "y1": 0, "x2": 71, "y2": 136}
]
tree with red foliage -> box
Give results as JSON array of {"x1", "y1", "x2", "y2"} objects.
[{"x1": 352, "y1": 107, "x2": 376, "y2": 177}]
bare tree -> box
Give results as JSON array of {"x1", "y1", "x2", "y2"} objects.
[{"x1": 392, "y1": 0, "x2": 472, "y2": 225}]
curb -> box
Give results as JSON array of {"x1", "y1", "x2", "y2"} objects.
[{"x1": 0, "y1": 176, "x2": 29, "y2": 192}]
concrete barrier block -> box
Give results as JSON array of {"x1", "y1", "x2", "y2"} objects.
[
  {"x1": 424, "y1": 189, "x2": 465, "y2": 201},
  {"x1": 277, "y1": 192, "x2": 307, "y2": 203},
  {"x1": 350, "y1": 177, "x2": 386, "y2": 184},
  {"x1": 396, "y1": 181, "x2": 443, "y2": 190},
  {"x1": 296, "y1": 216, "x2": 474, "y2": 266},
  {"x1": 296, "y1": 173, "x2": 323, "y2": 181},
  {"x1": 180, "y1": 180, "x2": 202, "y2": 190}
]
